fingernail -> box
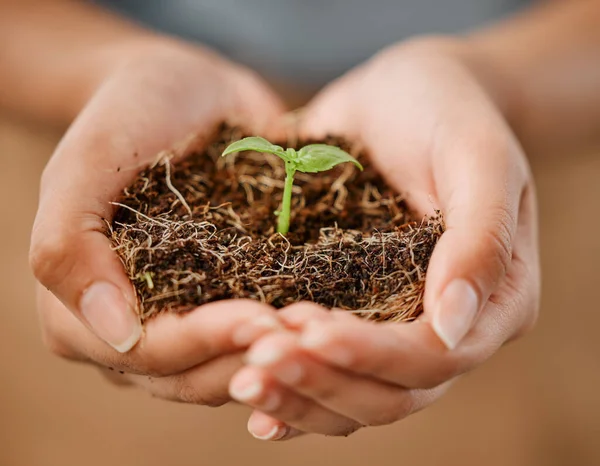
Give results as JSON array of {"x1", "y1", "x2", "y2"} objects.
[
  {"x1": 271, "y1": 361, "x2": 304, "y2": 385},
  {"x1": 261, "y1": 391, "x2": 282, "y2": 412},
  {"x1": 229, "y1": 376, "x2": 264, "y2": 402},
  {"x1": 432, "y1": 279, "x2": 479, "y2": 350},
  {"x1": 80, "y1": 282, "x2": 142, "y2": 353},
  {"x1": 230, "y1": 377, "x2": 281, "y2": 411},
  {"x1": 249, "y1": 424, "x2": 289, "y2": 441},
  {"x1": 232, "y1": 315, "x2": 281, "y2": 347},
  {"x1": 300, "y1": 323, "x2": 353, "y2": 366},
  {"x1": 280, "y1": 307, "x2": 332, "y2": 328},
  {"x1": 246, "y1": 341, "x2": 285, "y2": 366},
  {"x1": 299, "y1": 322, "x2": 329, "y2": 348}
]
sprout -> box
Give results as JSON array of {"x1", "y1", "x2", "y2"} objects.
[{"x1": 222, "y1": 136, "x2": 363, "y2": 235}]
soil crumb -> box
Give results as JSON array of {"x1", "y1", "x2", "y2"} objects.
[{"x1": 109, "y1": 124, "x2": 443, "y2": 322}]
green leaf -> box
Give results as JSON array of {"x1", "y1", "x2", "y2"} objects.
[
  {"x1": 221, "y1": 137, "x2": 288, "y2": 159},
  {"x1": 295, "y1": 144, "x2": 363, "y2": 173}
]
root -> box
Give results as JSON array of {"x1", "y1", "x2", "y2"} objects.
[
  {"x1": 163, "y1": 157, "x2": 192, "y2": 217},
  {"x1": 109, "y1": 124, "x2": 444, "y2": 322}
]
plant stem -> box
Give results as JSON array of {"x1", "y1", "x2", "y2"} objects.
[{"x1": 277, "y1": 166, "x2": 296, "y2": 235}]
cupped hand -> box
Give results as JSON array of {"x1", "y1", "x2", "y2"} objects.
[
  {"x1": 30, "y1": 39, "x2": 287, "y2": 405},
  {"x1": 228, "y1": 37, "x2": 540, "y2": 440}
]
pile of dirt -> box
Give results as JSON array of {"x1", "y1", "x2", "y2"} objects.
[{"x1": 109, "y1": 125, "x2": 443, "y2": 322}]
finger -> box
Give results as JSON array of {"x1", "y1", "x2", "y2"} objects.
[
  {"x1": 278, "y1": 302, "x2": 336, "y2": 329},
  {"x1": 244, "y1": 332, "x2": 451, "y2": 426},
  {"x1": 124, "y1": 353, "x2": 242, "y2": 407},
  {"x1": 229, "y1": 366, "x2": 361, "y2": 436},
  {"x1": 38, "y1": 286, "x2": 281, "y2": 376},
  {"x1": 278, "y1": 302, "x2": 362, "y2": 330},
  {"x1": 297, "y1": 64, "x2": 369, "y2": 140},
  {"x1": 501, "y1": 183, "x2": 540, "y2": 339},
  {"x1": 29, "y1": 61, "x2": 284, "y2": 353},
  {"x1": 419, "y1": 103, "x2": 531, "y2": 349},
  {"x1": 295, "y1": 319, "x2": 478, "y2": 389},
  {"x1": 295, "y1": 221, "x2": 538, "y2": 391},
  {"x1": 299, "y1": 59, "x2": 529, "y2": 352},
  {"x1": 246, "y1": 411, "x2": 304, "y2": 441},
  {"x1": 467, "y1": 181, "x2": 540, "y2": 344}
]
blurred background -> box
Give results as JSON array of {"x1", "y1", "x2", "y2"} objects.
[{"x1": 1, "y1": 101, "x2": 599, "y2": 465}]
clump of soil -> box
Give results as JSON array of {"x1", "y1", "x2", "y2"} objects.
[{"x1": 108, "y1": 125, "x2": 443, "y2": 323}]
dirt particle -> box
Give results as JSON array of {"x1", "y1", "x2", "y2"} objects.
[{"x1": 108, "y1": 124, "x2": 443, "y2": 323}]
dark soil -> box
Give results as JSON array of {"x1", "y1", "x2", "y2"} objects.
[{"x1": 109, "y1": 124, "x2": 443, "y2": 322}]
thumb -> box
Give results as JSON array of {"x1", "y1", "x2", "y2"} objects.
[
  {"x1": 296, "y1": 65, "x2": 368, "y2": 140},
  {"x1": 30, "y1": 123, "x2": 226, "y2": 353},
  {"x1": 423, "y1": 131, "x2": 528, "y2": 350},
  {"x1": 30, "y1": 146, "x2": 144, "y2": 353}
]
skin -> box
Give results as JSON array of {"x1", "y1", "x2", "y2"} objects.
[
  {"x1": 7, "y1": 1, "x2": 287, "y2": 405},
  {"x1": 2, "y1": 0, "x2": 599, "y2": 441},
  {"x1": 229, "y1": 38, "x2": 540, "y2": 439}
]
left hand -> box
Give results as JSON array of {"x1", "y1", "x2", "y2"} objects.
[
  {"x1": 227, "y1": 36, "x2": 540, "y2": 440},
  {"x1": 29, "y1": 38, "x2": 287, "y2": 406}
]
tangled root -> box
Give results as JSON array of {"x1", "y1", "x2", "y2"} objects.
[{"x1": 108, "y1": 125, "x2": 443, "y2": 322}]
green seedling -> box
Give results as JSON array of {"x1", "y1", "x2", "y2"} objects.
[{"x1": 222, "y1": 137, "x2": 363, "y2": 235}]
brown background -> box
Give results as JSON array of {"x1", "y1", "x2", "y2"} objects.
[{"x1": 1, "y1": 112, "x2": 598, "y2": 466}]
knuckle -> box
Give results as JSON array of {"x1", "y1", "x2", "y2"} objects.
[
  {"x1": 175, "y1": 382, "x2": 202, "y2": 404},
  {"x1": 306, "y1": 382, "x2": 338, "y2": 402},
  {"x1": 171, "y1": 375, "x2": 228, "y2": 406},
  {"x1": 284, "y1": 402, "x2": 312, "y2": 424},
  {"x1": 29, "y1": 229, "x2": 73, "y2": 288},
  {"x1": 481, "y1": 209, "x2": 515, "y2": 276}
]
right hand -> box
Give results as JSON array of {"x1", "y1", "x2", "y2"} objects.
[
  {"x1": 227, "y1": 37, "x2": 540, "y2": 439},
  {"x1": 30, "y1": 38, "x2": 286, "y2": 405}
]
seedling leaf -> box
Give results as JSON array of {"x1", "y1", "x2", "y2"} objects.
[
  {"x1": 296, "y1": 144, "x2": 363, "y2": 173},
  {"x1": 221, "y1": 137, "x2": 288, "y2": 159},
  {"x1": 221, "y1": 137, "x2": 363, "y2": 235}
]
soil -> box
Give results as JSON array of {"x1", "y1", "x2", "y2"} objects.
[{"x1": 109, "y1": 124, "x2": 443, "y2": 323}]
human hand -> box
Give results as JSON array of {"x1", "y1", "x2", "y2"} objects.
[
  {"x1": 29, "y1": 38, "x2": 286, "y2": 405},
  {"x1": 228, "y1": 37, "x2": 540, "y2": 439}
]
